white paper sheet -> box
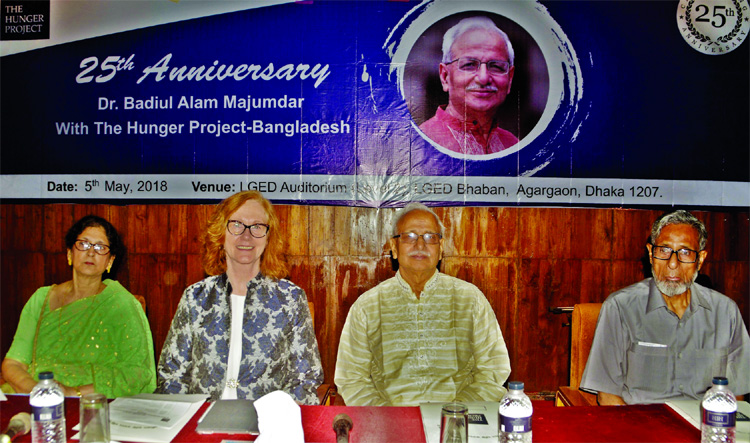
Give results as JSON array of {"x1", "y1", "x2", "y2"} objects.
[
  {"x1": 73, "y1": 393, "x2": 207, "y2": 443},
  {"x1": 109, "y1": 397, "x2": 195, "y2": 429}
]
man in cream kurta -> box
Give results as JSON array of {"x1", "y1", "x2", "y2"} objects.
[{"x1": 334, "y1": 203, "x2": 511, "y2": 406}]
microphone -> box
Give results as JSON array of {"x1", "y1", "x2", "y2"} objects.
[
  {"x1": 1, "y1": 412, "x2": 31, "y2": 442},
  {"x1": 332, "y1": 413, "x2": 353, "y2": 443}
]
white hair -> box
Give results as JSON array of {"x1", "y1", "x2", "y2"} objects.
[
  {"x1": 392, "y1": 202, "x2": 445, "y2": 237},
  {"x1": 650, "y1": 210, "x2": 708, "y2": 250},
  {"x1": 441, "y1": 16, "x2": 515, "y2": 65}
]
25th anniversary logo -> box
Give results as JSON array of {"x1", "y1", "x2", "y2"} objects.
[{"x1": 677, "y1": 0, "x2": 750, "y2": 54}]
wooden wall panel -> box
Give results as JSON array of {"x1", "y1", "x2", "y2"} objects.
[
  {"x1": 569, "y1": 209, "x2": 613, "y2": 260},
  {"x1": 277, "y1": 205, "x2": 310, "y2": 256},
  {"x1": 609, "y1": 260, "x2": 647, "y2": 295},
  {"x1": 1, "y1": 252, "x2": 40, "y2": 364},
  {"x1": 612, "y1": 209, "x2": 660, "y2": 260},
  {"x1": 722, "y1": 262, "x2": 749, "y2": 317},
  {"x1": 578, "y1": 260, "x2": 612, "y2": 303},
  {"x1": 42, "y1": 204, "x2": 74, "y2": 253},
  {"x1": 1, "y1": 204, "x2": 748, "y2": 395},
  {"x1": 308, "y1": 206, "x2": 340, "y2": 256},
  {"x1": 127, "y1": 253, "x2": 187, "y2": 355},
  {"x1": 287, "y1": 256, "x2": 330, "y2": 378},
  {"x1": 6, "y1": 205, "x2": 43, "y2": 251},
  {"x1": 701, "y1": 261, "x2": 750, "y2": 319},
  {"x1": 520, "y1": 208, "x2": 572, "y2": 259},
  {"x1": 517, "y1": 258, "x2": 586, "y2": 389},
  {"x1": 443, "y1": 257, "x2": 517, "y2": 329},
  {"x1": 706, "y1": 211, "x2": 750, "y2": 262},
  {"x1": 186, "y1": 205, "x2": 212, "y2": 254},
  {"x1": 43, "y1": 253, "x2": 71, "y2": 287},
  {"x1": 349, "y1": 207, "x2": 393, "y2": 257},
  {"x1": 445, "y1": 207, "x2": 519, "y2": 258},
  {"x1": 1, "y1": 252, "x2": 45, "y2": 338}
]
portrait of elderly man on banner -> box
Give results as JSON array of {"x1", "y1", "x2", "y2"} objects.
[
  {"x1": 405, "y1": 13, "x2": 549, "y2": 158},
  {"x1": 419, "y1": 16, "x2": 517, "y2": 155}
]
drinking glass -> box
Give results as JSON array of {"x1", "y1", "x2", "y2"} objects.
[
  {"x1": 440, "y1": 402, "x2": 468, "y2": 443},
  {"x1": 79, "y1": 393, "x2": 110, "y2": 443}
]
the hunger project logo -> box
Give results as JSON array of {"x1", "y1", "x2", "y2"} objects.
[
  {"x1": 677, "y1": 0, "x2": 750, "y2": 54},
  {"x1": 1, "y1": 0, "x2": 49, "y2": 41}
]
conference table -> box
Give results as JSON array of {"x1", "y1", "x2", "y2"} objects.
[{"x1": 0, "y1": 394, "x2": 701, "y2": 442}]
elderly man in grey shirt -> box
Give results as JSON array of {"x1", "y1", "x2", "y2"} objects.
[{"x1": 580, "y1": 210, "x2": 750, "y2": 405}]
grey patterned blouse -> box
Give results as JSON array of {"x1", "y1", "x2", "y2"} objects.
[{"x1": 156, "y1": 273, "x2": 323, "y2": 404}]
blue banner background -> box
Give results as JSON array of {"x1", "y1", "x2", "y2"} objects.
[{"x1": 1, "y1": 1, "x2": 748, "y2": 203}]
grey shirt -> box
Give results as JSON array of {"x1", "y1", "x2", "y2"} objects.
[{"x1": 580, "y1": 278, "x2": 750, "y2": 404}]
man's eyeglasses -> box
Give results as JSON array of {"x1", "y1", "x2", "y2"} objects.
[
  {"x1": 227, "y1": 220, "x2": 270, "y2": 238},
  {"x1": 393, "y1": 232, "x2": 442, "y2": 245},
  {"x1": 651, "y1": 245, "x2": 700, "y2": 263},
  {"x1": 74, "y1": 240, "x2": 111, "y2": 255},
  {"x1": 444, "y1": 57, "x2": 512, "y2": 75}
]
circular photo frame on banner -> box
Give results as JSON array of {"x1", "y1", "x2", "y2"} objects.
[
  {"x1": 405, "y1": 13, "x2": 548, "y2": 158},
  {"x1": 387, "y1": 1, "x2": 583, "y2": 169}
]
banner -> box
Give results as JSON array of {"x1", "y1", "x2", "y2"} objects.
[{"x1": 2, "y1": 0, "x2": 748, "y2": 207}]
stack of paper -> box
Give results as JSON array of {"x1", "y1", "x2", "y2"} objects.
[{"x1": 73, "y1": 393, "x2": 207, "y2": 443}]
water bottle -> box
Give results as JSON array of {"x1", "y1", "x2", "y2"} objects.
[
  {"x1": 499, "y1": 381, "x2": 533, "y2": 443},
  {"x1": 30, "y1": 372, "x2": 66, "y2": 443},
  {"x1": 701, "y1": 377, "x2": 736, "y2": 443}
]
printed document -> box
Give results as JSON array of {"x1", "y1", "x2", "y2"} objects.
[{"x1": 73, "y1": 393, "x2": 207, "y2": 443}]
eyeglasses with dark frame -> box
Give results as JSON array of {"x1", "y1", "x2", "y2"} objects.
[
  {"x1": 74, "y1": 239, "x2": 111, "y2": 255},
  {"x1": 651, "y1": 245, "x2": 700, "y2": 263},
  {"x1": 393, "y1": 232, "x2": 442, "y2": 245},
  {"x1": 444, "y1": 57, "x2": 512, "y2": 75},
  {"x1": 226, "y1": 220, "x2": 270, "y2": 238}
]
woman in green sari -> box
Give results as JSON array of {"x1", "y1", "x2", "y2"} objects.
[{"x1": 1, "y1": 215, "x2": 156, "y2": 398}]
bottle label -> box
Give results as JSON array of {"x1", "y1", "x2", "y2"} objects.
[
  {"x1": 32, "y1": 403, "x2": 64, "y2": 421},
  {"x1": 702, "y1": 410, "x2": 736, "y2": 428},
  {"x1": 499, "y1": 414, "x2": 532, "y2": 433}
]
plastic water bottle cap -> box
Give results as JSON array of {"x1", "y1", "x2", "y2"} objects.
[
  {"x1": 38, "y1": 372, "x2": 54, "y2": 380},
  {"x1": 508, "y1": 381, "x2": 524, "y2": 390},
  {"x1": 712, "y1": 377, "x2": 728, "y2": 385}
]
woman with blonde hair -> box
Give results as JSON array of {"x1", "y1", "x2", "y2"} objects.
[{"x1": 156, "y1": 191, "x2": 322, "y2": 403}]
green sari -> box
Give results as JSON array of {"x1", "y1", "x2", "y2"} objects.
[{"x1": 5, "y1": 280, "x2": 156, "y2": 398}]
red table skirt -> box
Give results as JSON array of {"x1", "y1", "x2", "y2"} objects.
[{"x1": 0, "y1": 394, "x2": 700, "y2": 442}]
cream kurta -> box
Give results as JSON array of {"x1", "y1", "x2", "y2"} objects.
[{"x1": 335, "y1": 271, "x2": 511, "y2": 406}]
